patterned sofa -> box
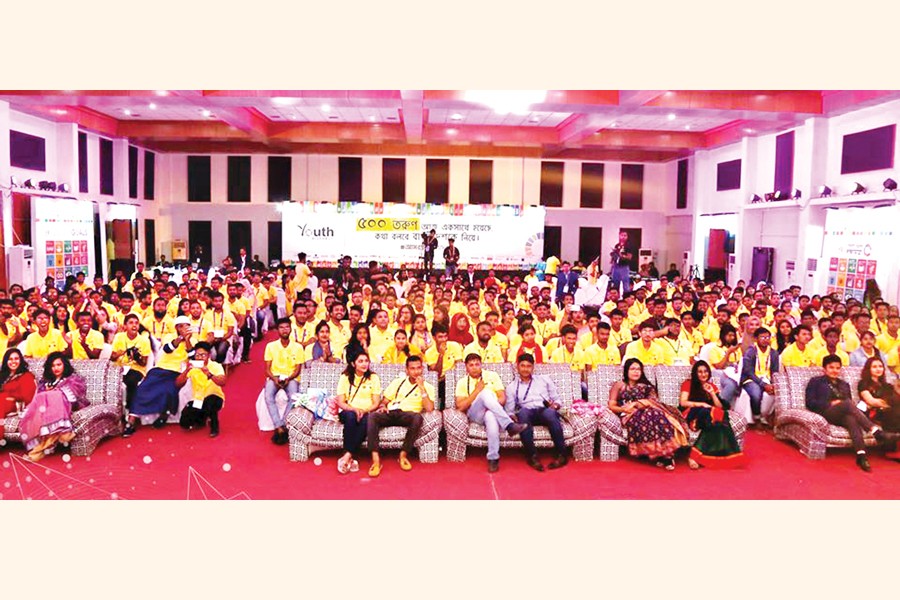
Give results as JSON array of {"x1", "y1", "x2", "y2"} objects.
[
  {"x1": 2, "y1": 358, "x2": 125, "y2": 456},
  {"x1": 442, "y1": 362, "x2": 597, "y2": 462},
  {"x1": 591, "y1": 364, "x2": 747, "y2": 462},
  {"x1": 286, "y1": 363, "x2": 443, "y2": 463},
  {"x1": 773, "y1": 366, "x2": 886, "y2": 459}
]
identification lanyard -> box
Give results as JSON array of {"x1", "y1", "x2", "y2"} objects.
[
  {"x1": 756, "y1": 347, "x2": 771, "y2": 374},
  {"x1": 467, "y1": 376, "x2": 483, "y2": 395},
  {"x1": 398, "y1": 380, "x2": 420, "y2": 399},
  {"x1": 348, "y1": 377, "x2": 368, "y2": 403},
  {"x1": 515, "y1": 378, "x2": 534, "y2": 404},
  {"x1": 212, "y1": 311, "x2": 224, "y2": 329}
]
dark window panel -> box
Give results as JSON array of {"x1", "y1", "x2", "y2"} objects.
[
  {"x1": 543, "y1": 226, "x2": 562, "y2": 259},
  {"x1": 469, "y1": 159, "x2": 493, "y2": 205},
  {"x1": 99, "y1": 138, "x2": 114, "y2": 195},
  {"x1": 144, "y1": 151, "x2": 155, "y2": 200},
  {"x1": 578, "y1": 227, "x2": 603, "y2": 266},
  {"x1": 774, "y1": 131, "x2": 795, "y2": 194},
  {"x1": 539, "y1": 161, "x2": 564, "y2": 207},
  {"x1": 716, "y1": 159, "x2": 741, "y2": 191},
  {"x1": 580, "y1": 162, "x2": 604, "y2": 208},
  {"x1": 620, "y1": 164, "x2": 644, "y2": 209},
  {"x1": 339, "y1": 157, "x2": 363, "y2": 202},
  {"x1": 676, "y1": 159, "x2": 688, "y2": 209},
  {"x1": 227, "y1": 156, "x2": 252, "y2": 202},
  {"x1": 128, "y1": 146, "x2": 139, "y2": 199},
  {"x1": 9, "y1": 130, "x2": 46, "y2": 171},
  {"x1": 78, "y1": 132, "x2": 89, "y2": 193},
  {"x1": 145, "y1": 219, "x2": 156, "y2": 265},
  {"x1": 382, "y1": 158, "x2": 406, "y2": 203},
  {"x1": 425, "y1": 158, "x2": 449, "y2": 204},
  {"x1": 841, "y1": 125, "x2": 895, "y2": 174},
  {"x1": 187, "y1": 156, "x2": 211, "y2": 202},
  {"x1": 268, "y1": 221, "x2": 282, "y2": 264},
  {"x1": 268, "y1": 156, "x2": 292, "y2": 202}
]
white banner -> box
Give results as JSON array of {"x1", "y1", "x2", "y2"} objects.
[
  {"x1": 32, "y1": 197, "x2": 96, "y2": 287},
  {"x1": 821, "y1": 206, "x2": 896, "y2": 302},
  {"x1": 281, "y1": 203, "x2": 545, "y2": 267}
]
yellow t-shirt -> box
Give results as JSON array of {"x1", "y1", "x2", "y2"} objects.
[
  {"x1": 423, "y1": 342, "x2": 463, "y2": 376},
  {"x1": 812, "y1": 347, "x2": 850, "y2": 368},
  {"x1": 545, "y1": 256, "x2": 560, "y2": 276},
  {"x1": 549, "y1": 345, "x2": 587, "y2": 371},
  {"x1": 295, "y1": 263, "x2": 311, "y2": 291},
  {"x1": 679, "y1": 327, "x2": 706, "y2": 356},
  {"x1": 584, "y1": 343, "x2": 622, "y2": 367},
  {"x1": 155, "y1": 334, "x2": 189, "y2": 373},
  {"x1": 290, "y1": 318, "x2": 316, "y2": 345},
  {"x1": 143, "y1": 315, "x2": 176, "y2": 339},
  {"x1": 381, "y1": 344, "x2": 423, "y2": 365},
  {"x1": 70, "y1": 329, "x2": 106, "y2": 360},
  {"x1": 708, "y1": 344, "x2": 743, "y2": 369},
  {"x1": 264, "y1": 340, "x2": 304, "y2": 380},
  {"x1": 622, "y1": 340, "x2": 667, "y2": 366},
  {"x1": 24, "y1": 329, "x2": 69, "y2": 358},
  {"x1": 382, "y1": 376, "x2": 435, "y2": 413},
  {"x1": 187, "y1": 360, "x2": 225, "y2": 402},
  {"x1": 532, "y1": 319, "x2": 559, "y2": 343},
  {"x1": 454, "y1": 370, "x2": 505, "y2": 401},
  {"x1": 327, "y1": 321, "x2": 351, "y2": 358},
  {"x1": 369, "y1": 325, "x2": 398, "y2": 359},
  {"x1": 608, "y1": 326, "x2": 633, "y2": 348},
  {"x1": 336, "y1": 373, "x2": 382, "y2": 410},
  {"x1": 657, "y1": 335, "x2": 693, "y2": 365},
  {"x1": 462, "y1": 341, "x2": 504, "y2": 364},
  {"x1": 876, "y1": 333, "x2": 900, "y2": 358},
  {"x1": 111, "y1": 332, "x2": 152, "y2": 376},
  {"x1": 205, "y1": 309, "x2": 237, "y2": 338},
  {"x1": 779, "y1": 342, "x2": 816, "y2": 368}
]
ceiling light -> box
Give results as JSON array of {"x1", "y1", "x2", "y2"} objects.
[
  {"x1": 52, "y1": 109, "x2": 67, "y2": 115},
  {"x1": 609, "y1": 122, "x2": 617, "y2": 128},
  {"x1": 148, "y1": 103, "x2": 157, "y2": 110},
  {"x1": 368, "y1": 116, "x2": 376, "y2": 122},
  {"x1": 774, "y1": 190, "x2": 789, "y2": 201},
  {"x1": 451, "y1": 113, "x2": 464, "y2": 121},
  {"x1": 201, "y1": 109, "x2": 212, "y2": 117},
  {"x1": 667, "y1": 113, "x2": 676, "y2": 121},
  {"x1": 447, "y1": 128, "x2": 458, "y2": 135},
  {"x1": 684, "y1": 125, "x2": 691, "y2": 130},
  {"x1": 884, "y1": 178, "x2": 897, "y2": 191},
  {"x1": 463, "y1": 90, "x2": 547, "y2": 115},
  {"x1": 272, "y1": 97, "x2": 296, "y2": 106},
  {"x1": 819, "y1": 185, "x2": 833, "y2": 197},
  {"x1": 321, "y1": 104, "x2": 331, "y2": 112},
  {"x1": 155, "y1": 90, "x2": 169, "y2": 96},
  {"x1": 850, "y1": 182, "x2": 866, "y2": 194},
  {"x1": 744, "y1": 128, "x2": 754, "y2": 134},
  {"x1": 123, "y1": 109, "x2": 132, "y2": 116}
]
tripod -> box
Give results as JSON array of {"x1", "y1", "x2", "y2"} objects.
[{"x1": 687, "y1": 264, "x2": 701, "y2": 280}]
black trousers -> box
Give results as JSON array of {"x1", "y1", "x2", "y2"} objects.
[
  {"x1": 123, "y1": 369, "x2": 144, "y2": 410},
  {"x1": 821, "y1": 400, "x2": 875, "y2": 453},
  {"x1": 179, "y1": 395, "x2": 223, "y2": 430},
  {"x1": 338, "y1": 410, "x2": 369, "y2": 455},
  {"x1": 240, "y1": 324, "x2": 252, "y2": 360},
  {"x1": 210, "y1": 340, "x2": 229, "y2": 364},
  {"x1": 367, "y1": 410, "x2": 424, "y2": 454},
  {"x1": 517, "y1": 406, "x2": 567, "y2": 457}
]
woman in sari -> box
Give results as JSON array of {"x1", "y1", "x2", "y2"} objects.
[
  {"x1": 858, "y1": 356, "x2": 900, "y2": 460},
  {"x1": 0, "y1": 348, "x2": 37, "y2": 417},
  {"x1": 19, "y1": 351, "x2": 88, "y2": 461},
  {"x1": 449, "y1": 313, "x2": 474, "y2": 347},
  {"x1": 608, "y1": 358, "x2": 689, "y2": 470},
  {"x1": 679, "y1": 360, "x2": 746, "y2": 469}
]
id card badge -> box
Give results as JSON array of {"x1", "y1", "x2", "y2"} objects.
[
  {"x1": 857, "y1": 400, "x2": 868, "y2": 412},
  {"x1": 213, "y1": 329, "x2": 225, "y2": 338},
  {"x1": 388, "y1": 400, "x2": 402, "y2": 411},
  {"x1": 193, "y1": 399, "x2": 204, "y2": 410}
]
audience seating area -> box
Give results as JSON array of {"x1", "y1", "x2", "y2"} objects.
[{"x1": 2, "y1": 359, "x2": 125, "y2": 456}]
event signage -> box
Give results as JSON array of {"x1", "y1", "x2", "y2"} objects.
[
  {"x1": 31, "y1": 197, "x2": 96, "y2": 287},
  {"x1": 282, "y1": 202, "x2": 546, "y2": 268},
  {"x1": 821, "y1": 206, "x2": 894, "y2": 301}
]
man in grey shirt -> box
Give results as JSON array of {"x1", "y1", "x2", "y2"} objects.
[{"x1": 505, "y1": 353, "x2": 569, "y2": 471}]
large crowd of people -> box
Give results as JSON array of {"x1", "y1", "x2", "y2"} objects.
[{"x1": 2, "y1": 246, "x2": 900, "y2": 473}]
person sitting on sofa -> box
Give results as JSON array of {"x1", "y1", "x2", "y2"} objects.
[
  {"x1": 805, "y1": 354, "x2": 899, "y2": 472},
  {"x1": 504, "y1": 353, "x2": 568, "y2": 472},
  {"x1": 366, "y1": 355, "x2": 435, "y2": 477},
  {"x1": 335, "y1": 352, "x2": 382, "y2": 475},
  {"x1": 454, "y1": 353, "x2": 529, "y2": 473}
]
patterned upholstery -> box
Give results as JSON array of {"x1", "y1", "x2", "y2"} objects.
[
  {"x1": 443, "y1": 363, "x2": 596, "y2": 462},
  {"x1": 589, "y1": 364, "x2": 746, "y2": 462},
  {"x1": 287, "y1": 362, "x2": 442, "y2": 463},
  {"x1": 774, "y1": 366, "x2": 888, "y2": 459},
  {"x1": 2, "y1": 359, "x2": 124, "y2": 456}
]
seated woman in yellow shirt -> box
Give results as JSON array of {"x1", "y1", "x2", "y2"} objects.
[
  {"x1": 175, "y1": 342, "x2": 226, "y2": 437},
  {"x1": 335, "y1": 353, "x2": 382, "y2": 474},
  {"x1": 381, "y1": 329, "x2": 423, "y2": 365}
]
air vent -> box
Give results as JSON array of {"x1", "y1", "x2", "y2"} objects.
[
  {"x1": 328, "y1": 115, "x2": 339, "y2": 120},
  {"x1": 807, "y1": 258, "x2": 818, "y2": 272}
]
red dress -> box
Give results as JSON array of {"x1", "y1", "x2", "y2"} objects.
[{"x1": 0, "y1": 372, "x2": 38, "y2": 416}]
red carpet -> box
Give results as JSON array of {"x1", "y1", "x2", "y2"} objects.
[{"x1": 3, "y1": 333, "x2": 900, "y2": 500}]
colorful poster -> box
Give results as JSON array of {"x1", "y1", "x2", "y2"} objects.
[
  {"x1": 821, "y1": 206, "x2": 894, "y2": 302},
  {"x1": 32, "y1": 197, "x2": 95, "y2": 287}
]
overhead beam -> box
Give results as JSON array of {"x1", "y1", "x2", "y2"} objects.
[
  {"x1": 400, "y1": 90, "x2": 424, "y2": 143},
  {"x1": 646, "y1": 90, "x2": 824, "y2": 115}
]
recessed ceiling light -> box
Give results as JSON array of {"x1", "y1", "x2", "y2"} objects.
[
  {"x1": 148, "y1": 103, "x2": 157, "y2": 110},
  {"x1": 451, "y1": 113, "x2": 464, "y2": 121},
  {"x1": 321, "y1": 104, "x2": 331, "y2": 112},
  {"x1": 368, "y1": 116, "x2": 376, "y2": 122},
  {"x1": 289, "y1": 115, "x2": 296, "y2": 120},
  {"x1": 667, "y1": 113, "x2": 677, "y2": 121},
  {"x1": 155, "y1": 90, "x2": 169, "y2": 96},
  {"x1": 201, "y1": 109, "x2": 212, "y2": 117},
  {"x1": 447, "y1": 128, "x2": 458, "y2": 135},
  {"x1": 744, "y1": 128, "x2": 754, "y2": 134},
  {"x1": 123, "y1": 109, "x2": 132, "y2": 116},
  {"x1": 52, "y1": 109, "x2": 67, "y2": 115},
  {"x1": 609, "y1": 122, "x2": 617, "y2": 128},
  {"x1": 272, "y1": 97, "x2": 295, "y2": 106},
  {"x1": 684, "y1": 125, "x2": 691, "y2": 130}
]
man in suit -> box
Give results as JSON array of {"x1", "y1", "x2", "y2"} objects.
[
  {"x1": 805, "y1": 354, "x2": 898, "y2": 471},
  {"x1": 233, "y1": 247, "x2": 250, "y2": 272},
  {"x1": 554, "y1": 261, "x2": 579, "y2": 306},
  {"x1": 463, "y1": 264, "x2": 477, "y2": 287},
  {"x1": 740, "y1": 327, "x2": 780, "y2": 426}
]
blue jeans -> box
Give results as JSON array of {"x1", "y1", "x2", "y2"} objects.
[
  {"x1": 743, "y1": 381, "x2": 764, "y2": 417},
  {"x1": 717, "y1": 373, "x2": 739, "y2": 406},
  {"x1": 445, "y1": 264, "x2": 458, "y2": 278},
  {"x1": 467, "y1": 391, "x2": 513, "y2": 460},
  {"x1": 609, "y1": 265, "x2": 632, "y2": 295},
  {"x1": 265, "y1": 379, "x2": 298, "y2": 428},
  {"x1": 516, "y1": 406, "x2": 566, "y2": 456}
]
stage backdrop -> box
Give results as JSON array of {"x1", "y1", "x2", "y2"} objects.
[
  {"x1": 281, "y1": 202, "x2": 545, "y2": 268},
  {"x1": 821, "y1": 206, "x2": 896, "y2": 302},
  {"x1": 32, "y1": 197, "x2": 96, "y2": 287}
]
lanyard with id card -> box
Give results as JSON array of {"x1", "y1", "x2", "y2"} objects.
[{"x1": 389, "y1": 380, "x2": 419, "y2": 410}]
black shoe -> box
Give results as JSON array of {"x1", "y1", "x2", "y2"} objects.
[
  {"x1": 487, "y1": 459, "x2": 500, "y2": 473},
  {"x1": 209, "y1": 422, "x2": 220, "y2": 438},
  {"x1": 857, "y1": 453, "x2": 872, "y2": 472},
  {"x1": 270, "y1": 431, "x2": 280, "y2": 444},
  {"x1": 152, "y1": 415, "x2": 168, "y2": 429},
  {"x1": 506, "y1": 422, "x2": 529, "y2": 437},
  {"x1": 526, "y1": 455, "x2": 544, "y2": 472},
  {"x1": 548, "y1": 454, "x2": 569, "y2": 470},
  {"x1": 274, "y1": 429, "x2": 288, "y2": 445},
  {"x1": 122, "y1": 424, "x2": 136, "y2": 438}
]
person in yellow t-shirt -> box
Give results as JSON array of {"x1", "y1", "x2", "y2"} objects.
[
  {"x1": 584, "y1": 323, "x2": 622, "y2": 369},
  {"x1": 779, "y1": 325, "x2": 816, "y2": 368},
  {"x1": 424, "y1": 324, "x2": 463, "y2": 383},
  {"x1": 812, "y1": 327, "x2": 851, "y2": 367},
  {"x1": 678, "y1": 312, "x2": 705, "y2": 357},
  {"x1": 876, "y1": 315, "x2": 900, "y2": 373},
  {"x1": 294, "y1": 253, "x2": 313, "y2": 292},
  {"x1": 623, "y1": 321, "x2": 666, "y2": 366},
  {"x1": 335, "y1": 353, "x2": 383, "y2": 474},
  {"x1": 608, "y1": 310, "x2": 634, "y2": 350},
  {"x1": 263, "y1": 318, "x2": 305, "y2": 445},
  {"x1": 110, "y1": 314, "x2": 152, "y2": 409},
  {"x1": 549, "y1": 325, "x2": 588, "y2": 372},
  {"x1": 366, "y1": 355, "x2": 436, "y2": 477},
  {"x1": 454, "y1": 353, "x2": 529, "y2": 472},
  {"x1": 23, "y1": 309, "x2": 69, "y2": 359},
  {"x1": 176, "y1": 342, "x2": 226, "y2": 437},
  {"x1": 68, "y1": 311, "x2": 105, "y2": 360},
  {"x1": 462, "y1": 322, "x2": 505, "y2": 364},
  {"x1": 381, "y1": 329, "x2": 423, "y2": 365},
  {"x1": 0, "y1": 301, "x2": 24, "y2": 358},
  {"x1": 368, "y1": 309, "x2": 398, "y2": 360},
  {"x1": 657, "y1": 318, "x2": 693, "y2": 366}
]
